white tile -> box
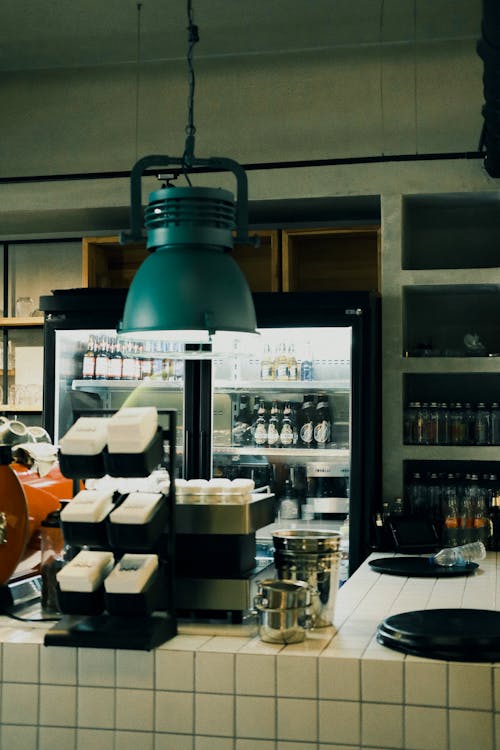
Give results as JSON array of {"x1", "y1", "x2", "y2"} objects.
[
  {"x1": 39, "y1": 684, "x2": 77, "y2": 727},
  {"x1": 236, "y1": 652, "x2": 276, "y2": 696},
  {"x1": 195, "y1": 693, "x2": 234, "y2": 736},
  {"x1": 159, "y1": 633, "x2": 211, "y2": 650},
  {"x1": 278, "y1": 743, "x2": 317, "y2": 750},
  {"x1": 1, "y1": 683, "x2": 39, "y2": 724},
  {"x1": 195, "y1": 737, "x2": 233, "y2": 750},
  {"x1": 318, "y1": 699, "x2": 361, "y2": 746},
  {"x1": 198, "y1": 636, "x2": 248, "y2": 653},
  {"x1": 154, "y1": 733, "x2": 193, "y2": 750},
  {"x1": 39, "y1": 726, "x2": 76, "y2": 750},
  {"x1": 235, "y1": 695, "x2": 276, "y2": 739},
  {"x1": 195, "y1": 651, "x2": 234, "y2": 694},
  {"x1": 277, "y1": 653, "x2": 317, "y2": 698},
  {"x1": 361, "y1": 703, "x2": 404, "y2": 748},
  {"x1": 76, "y1": 728, "x2": 115, "y2": 750},
  {"x1": 405, "y1": 658, "x2": 447, "y2": 706},
  {"x1": 116, "y1": 649, "x2": 154, "y2": 689},
  {"x1": 77, "y1": 686, "x2": 115, "y2": 729},
  {"x1": 155, "y1": 690, "x2": 194, "y2": 734},
  {"x1": 449, "y1": 709, "x2": 494, "y2": 750},
  {"x1": 40, "y1": 645, "x2": 77, "y2": 684},
  {"x1": 362, "y1": 657, "x2": 403, "y2": 703},
  {"x1": 156, "y1": 649, "x2": 194, "y2": 692},
  {"x1": 2, "y1": 642, "x2": 39, "y2": 682},
  {"x1": 448, "y1": 663, "x2": 493, "y2": 710},
  {"x1": 404, "y1": 706, "x2": 448, "y2": 750},
  {"x1": 115, "y1": 688, "x2": 154, "y2": 731},
  {"x1": 115, "y1": 730, "x2": 154, "y2": 750},
  {"x1": 319, "y1": 655, "x2": 360, "y2": 701},
  {"x1": 0, "y1": 724, "x2": 38, "y2": 750},
  {"x1": 277, "y1": 697, "x2": 317, "y2": 743},
  {"x1": 78, "y1": 647, "x2": 115, "y2": 687}
]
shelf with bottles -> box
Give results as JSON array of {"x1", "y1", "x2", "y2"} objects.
[
  {"x1": 401, "y1": 458, "x2": 500, "y2": 549},
  {"x1": 214, "y1": 380, "x2": 351, "y2": 392},
  {"x1": 403, "y1": 372, "x2": 500, "y2": 449}
]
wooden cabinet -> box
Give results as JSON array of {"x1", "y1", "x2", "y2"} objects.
[
  {"x1": 282, "y1": 226, "x2": 380, "y2": 292},
  {"x1": 82, "y1": 226, "x2": 380, "y2": 294}
]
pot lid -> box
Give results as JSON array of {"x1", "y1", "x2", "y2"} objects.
[
  {"x1": 377, "y1": 608, "x2": 500, "y2": 661},
  {"x1": 369, "y1": 556, "x2": 478, "y2": 578}
]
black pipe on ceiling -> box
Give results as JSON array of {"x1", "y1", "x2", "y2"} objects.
[{"x1": 477, "y1": 0, "x2": 500, "y2": 177}]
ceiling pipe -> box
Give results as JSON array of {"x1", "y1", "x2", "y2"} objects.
[{"x1": 477, "y1": 0, "x2": 500, "y2": 177}]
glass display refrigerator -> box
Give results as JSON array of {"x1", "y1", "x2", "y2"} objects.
[{"x1": 40, "y1": 288, "x2": 380, "y2": 577}]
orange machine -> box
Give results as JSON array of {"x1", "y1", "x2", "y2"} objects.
[{"x1": 0, "y1": 460, "x2": 75, "y2": 585}]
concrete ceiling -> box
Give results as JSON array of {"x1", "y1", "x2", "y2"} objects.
[{"x1": 0, "y1": 0, "x2": 482, "y2": 72}]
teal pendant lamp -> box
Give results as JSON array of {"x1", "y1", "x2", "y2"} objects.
[{"x1": 119, "y1": 1, "x2": 259, "y2": 356}]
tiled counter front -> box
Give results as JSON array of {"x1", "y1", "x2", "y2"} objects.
[{"x1": 1, "y1": 554, "x2": 500, "y2": 750}]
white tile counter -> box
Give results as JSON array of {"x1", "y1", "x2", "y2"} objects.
[{"x1": 0, "y1": 553, "x2": 499, "y2": 749}]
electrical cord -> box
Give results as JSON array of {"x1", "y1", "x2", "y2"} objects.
[{"x1": 182, "y1": 0, "x2": 199, "y2": 182}]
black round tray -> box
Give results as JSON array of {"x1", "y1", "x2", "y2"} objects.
[
  {"x1": 377, "y1": 608, "x2": 500, "y2": 661},
  {"x1": 369, "y1": 556, "x2": 478, "y2": 577}
]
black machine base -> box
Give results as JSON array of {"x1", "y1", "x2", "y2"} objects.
[{"x1": 44, "y1": 612, "x2": 177, "y2": 651}]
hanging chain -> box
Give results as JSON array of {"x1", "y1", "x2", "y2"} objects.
[{"x1": 182, "y1": 0, "x2": 199, "y2": 175}]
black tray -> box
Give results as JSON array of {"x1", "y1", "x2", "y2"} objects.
[
  {"x1": 369, "y1": 556, "x2": 479, "y2": 577},
  {"x1": 377, "y1": 608, "x2": 500, "y2": 661}
]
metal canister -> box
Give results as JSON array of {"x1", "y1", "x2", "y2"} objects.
[
  {"x1": 272, "y1": 529, "x2": 341, "y2": 628},
  {"x1": 254, "y1": 579, "x2": 310, "y2": 644}
]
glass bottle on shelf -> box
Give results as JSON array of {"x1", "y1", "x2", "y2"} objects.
[
  {"x1": 82, "y1": 335, "x2": 96, "y2": 379},
  {"x1": 491, "y1": 403, "x2": 500, "y2": 445},
  {"x1": 424, "y1": 402, "x2": 439, "y2": 445},
  {"x1": 438, "y1": 402, "x2": 450, "y2": 445},
  {"x1": 300, "y1": 341, "x2": 313, "y2": 381},
  {"x1": 260, "y1": 343, "x2": 275, "y2": 381},
  {"x1": 275, "y1": 342, "x2": 289, "y2": 381},
  {"x1": 298, "y1": 394, "x2": 316, "y2": 448},
  {"x1": 314, "y1": 393, "x2": 332, "y2": 449},
  {"x1": 279, "y1": 401, "x2": 297, "y2": 448},
  {"x1": 232, "y1": 393, "x2": 253, "y2": 446},
  {"x1": 253, "y1": 399, "x2": 268, "y2": 447},
  {"x1": 94, "y1": 335, "x2": 109, "y2": 380},
  {"x1": 267, "y1": 400, "x2": 282, "y2": 447},
  {"x1": 449, "y1": 402, "x2": 466, "y2": 445},
  {"x1": 463, "y1": 402, "x2": 475, "y2": 445},
  {"x1": 287, "y1": 344, "x2": 298, "y2": 381},
  {"x1": 279, "y1": 477, "x2": 299, "y2": 520},
  {"x1": 107, "y1": 338, "x2": 123, "y2": 380},
  {"x1": 474, "y1": 402, "x2": 491, "y2": 445}
]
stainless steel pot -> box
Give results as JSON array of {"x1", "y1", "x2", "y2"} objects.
[
  {"x1": 254, "y1": 578, "x2": 310, "y2": 610},
  {"x1": 272, "y1": 529, "x2": 342, "y2": 629},
  {"x1": 255, "y1": 604, "x2": 308, "y2": 644}
]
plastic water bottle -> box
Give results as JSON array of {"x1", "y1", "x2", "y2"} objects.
[{"x1": 432, "y1": 541, "x2": 487, "y2": 567}]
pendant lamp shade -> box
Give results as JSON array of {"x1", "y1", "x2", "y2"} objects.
[{"x1": 119, "y1": 179, "x2": 258, "y2": 349}]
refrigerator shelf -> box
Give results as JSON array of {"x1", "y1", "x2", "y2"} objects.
[
  {"x1": 72, "y1": 379, "x2": 183, "y2": 391},
  {"x1": 213, "y1": 446, "x2": 350, "y2": 461},
  {"x1": 214, "y1": 380, "x2": 350, "y2": 392}
]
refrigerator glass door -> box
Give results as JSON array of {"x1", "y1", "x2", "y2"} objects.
[
  {"x1": 211, "y1": 326, "x2": 352, "y2": 534},
  {"x1": 53, "y1": 329, "x2": 185, "y2": 467}
]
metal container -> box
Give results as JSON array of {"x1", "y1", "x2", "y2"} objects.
[
  {"x1": 254, "y1": 578, "x2": 310, "y2": 610},
  {"x1": 254, "y1": 604, "x2": 308, "y2": 644},
  {"x1": 272, "y1": 529, "x2": 342, "y2": 628},
  {"x1": 254, "y1": 579, "x2": 311, "y2": 643}
]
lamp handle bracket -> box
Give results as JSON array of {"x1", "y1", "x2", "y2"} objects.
[{"x1": 120, "y1": 154, "x2": 259, "y2": 249}]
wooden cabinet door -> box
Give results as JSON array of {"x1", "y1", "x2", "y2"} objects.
[{"x1": 282, "y1": 226, "x2": 381, "y2": 292}]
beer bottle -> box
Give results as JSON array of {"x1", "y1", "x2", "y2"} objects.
[
  {"x1": 279, "y1": 478, "x2": 299, "y2": 520},
  {"x1": 233, "y1": 394, "x2": 253, "y2": 446},
  {"x1": 267, "y1": 400, "x2": 282, "y2": 447},
  {"x1": 107, "y1": 338, "x2": 123, "y2": 380},
  {"x1": 260, "y1": 343, "x2": 275, "y2": 381},
  {"x1": 82, "y1": 335, "x2": 96, "y2": 379},
  {"x1": 300, "y1": 341, "x2": 314, "y2": 381},
  {"x1": 94, "y1": 335, "x2": 109, "y2": 380},
  {"x1": 275, "y1": 342, "x2": 289, "y2": 381},
  {"x1": 279, "y1": 401, "x2": 295, "y2": 448},
  {"x1": 314, "y1": 394, "x2": 332, "y2": 448},
  {"x1": 253, "y1": 399, "x2": 268, "y2": 447},
  {"x1": 298, "y1": 394, "x2": 316, "y2": 448}
]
